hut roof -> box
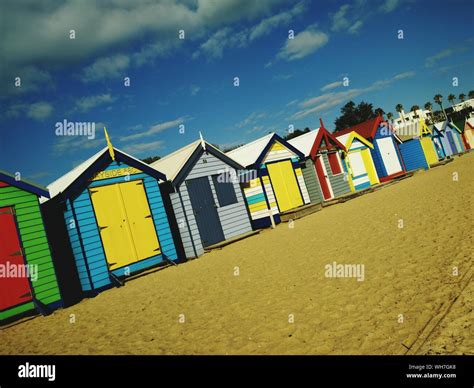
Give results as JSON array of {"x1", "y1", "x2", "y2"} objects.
[
  {"x1": 151, "y1": 139, "x2": 244, "y2": 185},
  {"x1": 42, "y1": 147, "x2": 166, "y2": 203},
  {"x1": 226, "y1": 132, "x2": 304, "y2": 167},
  {"x1": 0, "y1": 170, "x2": 50, "y2": 198},
  {"x1": 287, "y1": 129, "x2": 320, "y2": 157},
  {"x1": 334, "y1": 116, "x2": 384, "y2": 139}
]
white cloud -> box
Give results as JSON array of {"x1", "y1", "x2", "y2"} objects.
[
  {"x1": 81, "y1": 54, "x2": 130, "y2": 82},
  {"x1": 380, "y1": 0, "x2": 401, "y2": 13},
  {"x1": 122, "y1": 140, "x2": 165, "y2": 155},
  {"x1": 120, "y1": 117, "x2": 187, "y2": 141},
  {"x1": 292, "y1": 71, "x2": 415, "y2": 120},
  {"x1": 75, "y1": 94, "x2": 116, "y2": 112},
  {"x1": 53, "y1": 135, "x2": 103, "y2": 157},
  {"x1": 27, "y1": 102, "x2": 53, "y2": 120},
  {"x1": 276, "y1": 26, "x2": 329, "y2": 61},
  {"x1": 348, "y1": 20, "x2": 364, "y2": 34},
  {"x1": 236, "y1": 112, "x2": 267, "y2": 128},
  {"x1": 331, "y1": 4, "x2": 351, "y2": 32},
  {"x1": 190, "y1": 85, "x2": 201, "y2": 96},
  {"x1": 1, "y1": 1, "x2": 289, "y2": 92},
  {"x1": 249, "y1": 1, "x2": 306, "y2": 41},
  {"x1": 193, "y1": 1, "x2": 305, "y2": 60},
  {"x1": 5, "y1": 101, "x2": 53, "y2": 121},
  {"x1": 321, "y1": 81, "x2": 343, "y2": 92}
]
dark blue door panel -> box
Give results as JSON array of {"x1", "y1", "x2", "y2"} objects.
[{"x1": 186, "y1": 177, "x2": 225, "y2": 247}]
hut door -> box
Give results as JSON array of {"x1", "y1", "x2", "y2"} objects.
[
  {"x1": 119, "y1": 181, "x2": 161, "y2": 260},
  {"x1": 0, "y1": 206, "x2": 33, "y2": 310},
  {"x1": 314, "y1": 156, "x2": 333, "y2": 200},
  {"x1": 420, "y1": 137, "x2": 439, "y2": 165},
  {"x1": 267, "y1": 160, "x2": 303, "y2": 212},
  {"x1": 90, "y1": 184, "x2": 137, "y2": 270},
  {"x1": 186, "y1": 177, "x2": 225, "y2": 248},
  {"x1": 446, "y1": 132, "x2": 458, "y2": 154},
  {"x1": 376, "y1": 137, "x2": 402, "y2": 175}
]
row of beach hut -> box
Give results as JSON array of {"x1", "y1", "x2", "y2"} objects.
[{"x1": 1, "y1": 114, "x2": 472, "y2": 324}]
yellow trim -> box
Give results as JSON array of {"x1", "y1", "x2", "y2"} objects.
[
  {"x1": 344, "y1": 131, "x2": 374, "y2": 149},
  {"x1": 361, "y1": 148, "x2": 379, "y2": 185},
  {"x1": 248, "y1": 202, "x2": 269, "y2": 212},
  {"x1": 420, "y1": 119, "x2": 432, "y2": 136}
]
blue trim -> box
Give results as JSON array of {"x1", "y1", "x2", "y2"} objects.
[
  {"x1": 0, "y1": 170, "x2": 50, "y2": 198},
  {"x1": 253, "y1": 133, "x2": 305, "y2": 168}
]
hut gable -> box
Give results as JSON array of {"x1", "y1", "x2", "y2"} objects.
[{"x1": 153, "y1": 139, "x2": 253, "y2": 259}]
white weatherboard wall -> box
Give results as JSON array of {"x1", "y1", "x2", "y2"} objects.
[
  {"x1": 169, "y1": 152, "x2": 252, "y2": 258},
  {"x1": 376, "y1": 137, "x2": 402, "y2": 175}
]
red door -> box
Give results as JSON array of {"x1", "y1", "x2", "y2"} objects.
[
  {"x1": 314, "y1": 156, "x2": 332, "y2": 200},
  {"x1": 0, "y1": 206, "x2": 33, "y2": 310}
]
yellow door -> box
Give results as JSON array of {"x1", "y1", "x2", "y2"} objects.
[
  {"x1": 119, "y1": 181, "x2": 161, "y2": 260},
  {"x1": 361, "y1": 148, "x2": 379, "y2": 185},
  {"x1": 420, "y1": 137, "x2": 438, "y2": 165},
  {"x1": 90, "y1": 184, "x2": 137, "y2": 270},
  {"x1": 267, "y1": 160, "x2": 303, "y2": 212}
]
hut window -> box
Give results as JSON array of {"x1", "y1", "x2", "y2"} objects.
[
  {"x1": 328, "y1": 152, "x2": 342, "y2": 175},
  {"x1": 212, "y1": 175, "x2": 237, "y2": 207}
]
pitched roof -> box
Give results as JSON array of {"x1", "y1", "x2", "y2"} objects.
[
  {"x1": 333, "y1": 116, "x2": 384, "y2": 139},
  {"x1": 335, "y1": 131, "x2": 374, "y2": 149},
  {"x1": 151, "y1": 139, "x2": 244, "y2": 184},
  {"x1": 42, "y1": 147, "x2": 166, "y2": 203},
  {"x1": 287, "y1": 129, "x2": 320, "y2": 157},
  {"x1": 0, "y1": 170, "x2": 50, "y2": 198},
  {"x1": 226, "y1": 133, "x2": 275, "y2": 167},
  {"x1": 151, "y1": 140, "x2": 202, "y2": 181}
]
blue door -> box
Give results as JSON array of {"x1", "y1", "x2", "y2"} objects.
[
  {"x1": 446, "y1": 132, "x2": 458, "y2": 154},
  {"x1": 186, "y1": 176, "x2": 225, "y2": 247}
]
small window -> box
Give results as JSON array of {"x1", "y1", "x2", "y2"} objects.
[
  {"x1": 327, "y1": 152, "x2": 342, "y2": 175},
  {"x1": 212, "y1": 175, "x2": 238, "y2": 207}
]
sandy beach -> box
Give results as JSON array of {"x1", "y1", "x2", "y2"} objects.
[{"x1": 1, "y1": 152, "x2": 472, "y2": 355}]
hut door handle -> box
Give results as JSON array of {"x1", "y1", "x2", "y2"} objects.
[
  {"x1": 19, "y1": 291, "x2": 32, "y2": 298},
  {"x1": 10, "y1": 248, "x2": 24, "y2": 257},
  {"x1": 99, "y1": 225, "x2": 109, "y2": 230},
  {"x1": 145, "y1": 215, "x2": 153, "y2": 219}
]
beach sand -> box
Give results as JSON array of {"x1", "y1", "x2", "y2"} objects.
[{"x1": 1, "y1": 152, "x2": 472, "y2": 355}]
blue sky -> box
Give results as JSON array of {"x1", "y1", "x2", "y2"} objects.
[{"x1": 1, "y1": 0, "x2": 473, "y2": 185}]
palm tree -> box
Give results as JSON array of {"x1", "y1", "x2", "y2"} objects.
[
  {"x1": 469, "y1": 90, "x2": 474, "y2": 100},
  {"x1": 434, "y1": 94, "x2": 447, "y2": 120},
  {"x1": 410, "y1": 105, "x2": 420, "y2": 119},
  {"x1": 424, "y1": 102, "x2": 433, "y2": 123},
  {"x1": 374, "y1": 107, "x2": 385, "y2": 117},
  {"x1": 395, "y1": 103, "x2": 405, "y2": 121},
  {"x1": 459, "y1": 93, "x2": 466, "y2": 102},
  {"x1": 448, "y1": 94, "x2": 456, "y2": 106}
]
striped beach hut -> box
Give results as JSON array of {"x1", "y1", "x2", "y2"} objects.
[
  {"x1": 0, "y1": 171, "x2": 62, "y2": 323},
  {"x1": 288, "y1": 122, "x2": 351, "y2": 202},
  {"x1": 336, "y1": 116, "x2": 406, "y2": 182},
  {"x1": 463, "y1": 117, "x2": 474, "y2": 150},
  {"x1": 396, "y1": 119, "x2": 438, "y2": 170},
  {"x1": 434, "y1": 121, "x2": 465, "y2": 156},
  {"x1": 41, "y1": 146, "x2": 178, "y2": 295},
  {"x1": 152, "y1": 139, "x2": 253, "y2": 259},
  {"x1": 334, "y1": 131, "x2": 379, "y2": 191},
  {"x1": 227, "y1": 133, "x2": 311, "y2": 226}
]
